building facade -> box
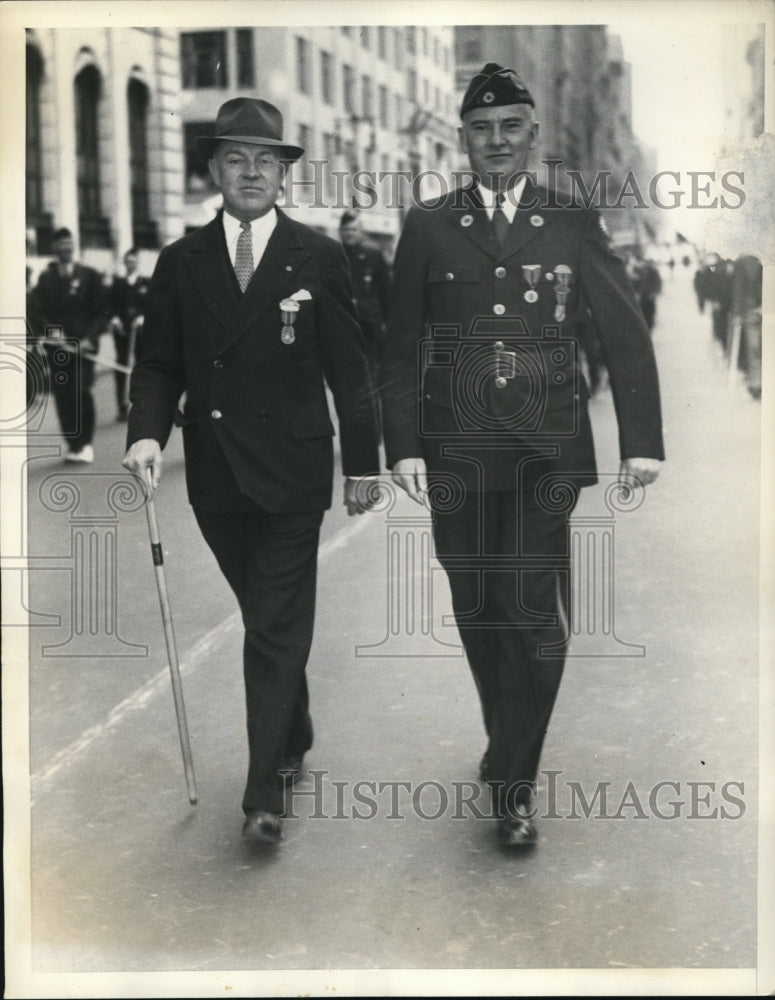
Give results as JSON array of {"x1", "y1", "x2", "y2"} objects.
[{"x1": 26, "y1": 27, "x2": 184, "y2": 275}]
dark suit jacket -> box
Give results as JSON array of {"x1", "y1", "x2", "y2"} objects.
[
  {"x1": 111, "y1": 274, "x2": 151, "y2": 331},
  {"x1": 34, "y1": 262, "x2": 108, "y2": 348},
  {"x1": 127, "y1": 209, "x2": 380, "y2": 513},
  {"x1": 382, "y1": 182, "x2": 664, "y2": 492}
]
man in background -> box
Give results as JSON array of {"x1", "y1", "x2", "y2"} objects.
[
  {"x1": 109, "y1": 247, "x2": 150, "y2": 421},
  {"x1": 339, "y1": 209, "x2": 392, "y2": 436},
  {"x1": 33, "y1": 226, "x2": 108, "y2": 463}
]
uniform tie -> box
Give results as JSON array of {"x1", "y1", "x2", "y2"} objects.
[
  {"x1": 491, "y1": 191, "x2": 510, "y2": 248},
  {"x1": 234, "y1": 220, "x2": 254, "y2": 292}
]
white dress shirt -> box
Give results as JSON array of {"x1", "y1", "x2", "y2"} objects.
[
  {"x1": 222, "y1": 208, "x2": 278, "y2": 276},
  {"x1": 477, "y1": 176, "x2": 527, "y2": 223}
]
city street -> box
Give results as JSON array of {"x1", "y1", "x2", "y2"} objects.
[{"x1": 15, "y1": 263, "x2": 761, "y2": 984}]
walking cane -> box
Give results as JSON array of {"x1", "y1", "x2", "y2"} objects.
[{"x1": 141, "y1": 469, "x2": 198, "y2": 805}]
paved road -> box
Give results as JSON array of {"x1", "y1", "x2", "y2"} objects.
[{"x1": 12, "y1": 265, "x2": 761, "y2": 989}]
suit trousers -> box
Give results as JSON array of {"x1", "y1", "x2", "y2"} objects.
[
  {"x1": 194, "y1": 506, "x2": 323, "y2": 816},
  {"x1": 430, "y1": 470, "x2": 577, "y2": 816},
  {"x1": 45, "y1": 345, "x2": 96, "y2": 452}
]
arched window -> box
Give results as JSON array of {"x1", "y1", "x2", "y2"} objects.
[
  {"x1": 75, "y1": 63, "x2": 109, "y2": 246},
  {"x1": 128, "y1": 78, "x2": 157, "y2": 247}
]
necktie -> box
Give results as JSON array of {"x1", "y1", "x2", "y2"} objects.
[
  {"x1": 491, "y1": 191, "x2": 510, "y2": 249},
  {"x1": 234, "y1": 221, "x2": 254, "y2": 293}
]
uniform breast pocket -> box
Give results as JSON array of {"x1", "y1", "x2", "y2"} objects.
[{"x1": 426, "y1": 263, "x2": 480, "y2": 323}]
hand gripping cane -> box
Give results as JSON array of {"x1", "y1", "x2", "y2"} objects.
[{"x1": 141, "y1": 469, "x2": 198, "y2": 805}]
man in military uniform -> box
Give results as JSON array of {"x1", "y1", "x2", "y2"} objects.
[
  {"x1": 339, "y1": 210, "x2": 392, "y2": 434},
  {"x1": 382, "y1": 64, "x2": 664, "y2": 850},
  {"x1": 33, "y1": 226, "x2": 109, "y2": 463},
  {"x1": 109, "y1": 247, "x2": 150, "y2": 421}
]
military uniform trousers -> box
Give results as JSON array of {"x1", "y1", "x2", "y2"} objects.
[
  {"x1": 194, "y1": 505, "x2": 323, "y2": 816},
  {"x1": 429, "y1": 463, "x2": 578, "y2": 816}
]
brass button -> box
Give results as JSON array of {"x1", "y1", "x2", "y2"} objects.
[
  {"x1": 445, "y1": 272, "x2": 454, "y2": 281},
  {"x1": 493, "y1": 304, "x2": 506, "y2": 316},
  {"x1": 213, "y1": 359, "x2": 223, "y2": 368},
  {"x1": 495, "y1": 266, "x2": 507, "y2": 278},
  {"x1": 211, "y1": 410, "x2": 222, "y2": 420}
]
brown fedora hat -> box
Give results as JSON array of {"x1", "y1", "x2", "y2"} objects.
[{"x1": 197, "y1": 98, "x2": 304, "y2": 161}]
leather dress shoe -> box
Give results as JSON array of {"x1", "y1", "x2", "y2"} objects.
[
  {"x1": 242, "y1": 810, "x2": 282, "y2": 844},
  {"x1": 278, "y1": 754, "x2": 304, "y2": 786},
  {"x1": 498, "y1": 806, "x2": 538, "y2": 850}
]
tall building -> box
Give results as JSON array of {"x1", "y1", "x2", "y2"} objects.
[{"x1": 25, "y1": 27, "x2": 184, "y2": 273}]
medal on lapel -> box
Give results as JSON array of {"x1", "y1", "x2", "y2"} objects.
[
  {"x1": 279, "y1": 298, "x2": 299, "y2": 344},
  {"x1": 553, "y1": 264, "x2": 572, "y2": 322},
  {"x1": 521, "y1": 265, "x2": 541, "y2": 303}
]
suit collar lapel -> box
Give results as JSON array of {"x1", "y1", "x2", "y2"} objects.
[
  {"x1": 222, "y1": 210, "x2": 311, "y2": 350},
  {"x1": 184, "y1": 213, "x2": 240, "y2": 330},
  {"x1": 448, "y1": 180, "x2": 559, "y2": 260},
  {"x1": 447, "y1": 185, "x2": 496, "y2": 257}
]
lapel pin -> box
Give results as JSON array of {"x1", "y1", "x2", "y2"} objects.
[
  {"x1": 461, "y1": 214, "x2": 474, "y2": 227},
  {"x1": 529, "y1": 214, "x2": 544, "y2": 227}
]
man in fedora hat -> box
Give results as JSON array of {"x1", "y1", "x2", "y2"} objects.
[
  {"x1": 382, "y1": 64, "x2": 664, "y2": 850},
  {"x1": 123, "y1": 97, "x2": 380, "y2": 845}
]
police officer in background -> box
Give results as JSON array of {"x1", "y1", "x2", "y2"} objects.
[
  {"x1": 110, "y1": 247, "x2": 150, "y2": 421},
  {"x1": 339, "y1": 209, "x2": 392, "y2": 434},
  {"x1": 382, "y1": 64, "x2": 664, "y2": 851}
]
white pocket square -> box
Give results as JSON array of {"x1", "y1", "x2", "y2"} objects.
[{"x1": 290, "y1": 289, "x2": 312, "y2": 302}]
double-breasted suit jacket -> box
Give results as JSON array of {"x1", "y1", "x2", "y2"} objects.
[
  {"x1": 382, "y1": 181, "x2": 665, "y2": 492},
  {"x1": 127, "y1": 209, "x2": 379, "y2": 512}
]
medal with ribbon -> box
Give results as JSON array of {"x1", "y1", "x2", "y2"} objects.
[
  {"x1": 521, "y1": 265, "x2": 541, "y2": 303},
  {"x1": 553, "y1": 264, "x2": 572, "y2": 322},
  {"x1": 279, "y1": 298, "x2": 299, "y2": 344}
]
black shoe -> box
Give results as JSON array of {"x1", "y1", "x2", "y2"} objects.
[
  {"x1": 498, "y1": 806, "x2": 537, "y2": 850},
  {"x1": 242, "y1": 810, "x2": 282, "y2": 844},
  {"x1": 278, "y1": 754, "x2": 304, "y2": 787}
]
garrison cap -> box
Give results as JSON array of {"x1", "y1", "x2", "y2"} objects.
[{"x1": 460, "y1": 63, "x2": 535, "y2": 117}]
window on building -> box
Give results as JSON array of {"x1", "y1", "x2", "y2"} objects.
[
  {"x1": 236, "y1": 28, "x2": 254, "y2": 87},
  {"x1": 320, "y1": 51, "x2": 334, "y2": 104},
  {"x1": 297, "y1": 123, "x2": 313, "y2": 181},
  {"x1": 75, "y1": 64, "x2": 109, "y2": 246},
  {"x1": 26, "y1": 44, "x2": 44, "y2": 227},
  {"x1": 378, "y1": 85, "x2": 389, "y2": 129},
  {"x1": 360, "y1": 27, "x2": 371, "y2": 49},
  {"x1": 407, "y1": 68, "x2": 417, "y2": 101},
  {"x1": 394, "y1": 28, "x2": 403, "y2": 68},
  {"x1": 184, "y1": 120, "x2": 217, "y2": 193},
  {"x1": 377, "y1": 26, "x2": 388, "y2": 60},
  {"x1": 295, "y1": 36, "x2": 311, "y2": 94},
  {"x1": 127, "y1": 79, "x2": 157, "y2": 247},
  {"x1": 406, "y1": 26, "x2": 416, "y2": 54},
  {"x1": 395, "y1": 93, "x2": 404, "y2": 129},
  {"x1": 343, "y1": 63, "x2": 356, "y2": 113},
  {"x1": 421, "y1": 27, "x2": 428, "y2": 57},
  {"x1": 461, "y1": 37, "x2": 482, "y2": 63},
  {"x1": 341, "y1": 26, "x2": 352, "y2": 36},
  {"x1": 433, "y1": 36, "x2": 439, "y2": 65},
  {"x1": 361, "y1": 75, "x2": 373, "y2": 119},
  {"x1": 181, "y1": 31, "x2": 227, "y2": 89}
]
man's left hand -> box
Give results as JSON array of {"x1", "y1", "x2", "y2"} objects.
[
  {"x1": 344, "y1": 477, "x2": 380, "y2": 516},
  {"x1": 619, "y1": 457, "x2": 661, "y2": 488}
]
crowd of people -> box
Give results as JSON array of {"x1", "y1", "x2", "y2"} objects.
[{"x1": 694, "y1": 251, "x2": 763, "y2": 399}]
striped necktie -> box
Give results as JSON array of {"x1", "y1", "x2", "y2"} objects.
[
  {"x1": 234, "y1": 220, "x2": 254, "y2": 292},
  {"x1": 491, "y1": 191, "x2": 510, "y2": 248}
]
